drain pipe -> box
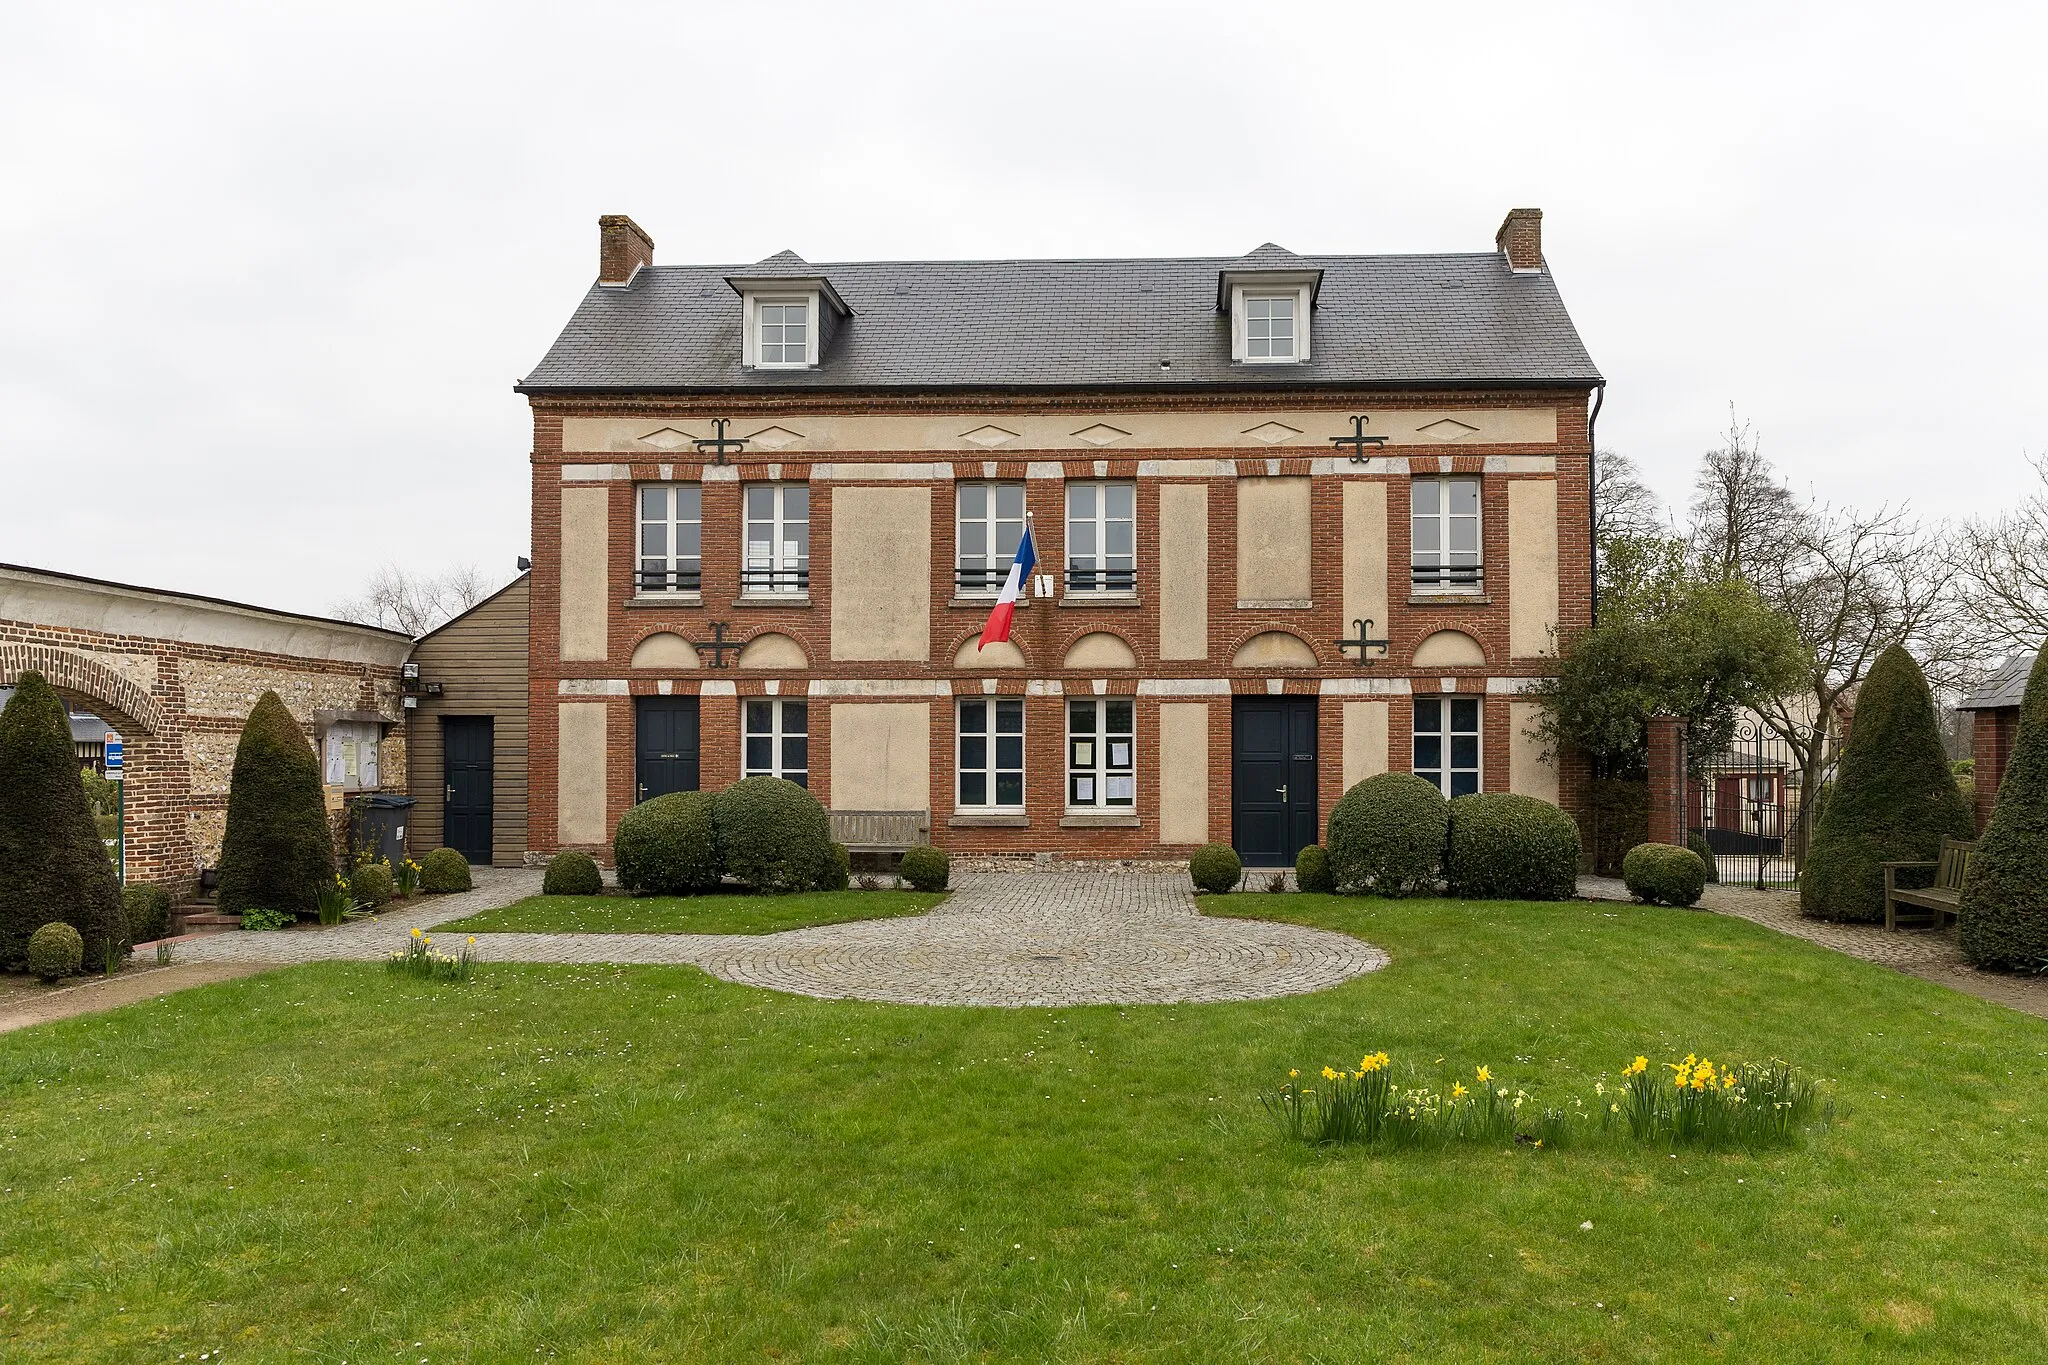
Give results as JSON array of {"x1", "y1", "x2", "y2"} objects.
[{"x1": 1586, "y1": 382, "x2": 1606, "y2": 625}]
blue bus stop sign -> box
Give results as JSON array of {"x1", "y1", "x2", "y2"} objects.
[{"x1": 105, "y1": 735, "x2": 123, "y2": 779}]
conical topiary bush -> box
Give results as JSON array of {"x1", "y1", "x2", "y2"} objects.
[
  {"x1": 1800, "y1": 645, "x2": 1974, "y2": 923},
  {"x1": 216, "y1": 691, "x2": 334, "y2": 916},
  {"x1": 0, "y1": 673, "x2": 127, "y2": 969},
  {"x1": 1959, "y1": 646, "x2": 2048, "y2": 970}
]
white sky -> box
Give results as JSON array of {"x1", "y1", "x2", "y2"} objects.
[{"x1": 3, "y1": 1, "x2": 2043, "y2": 618}]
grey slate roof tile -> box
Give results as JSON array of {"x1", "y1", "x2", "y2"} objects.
[
  {"x1": 520, "y1": 249, "x2": 1601, "y2": 393},
  {"x1": 1958, "y1": 647, "x2": 2041, "y2": 710}
]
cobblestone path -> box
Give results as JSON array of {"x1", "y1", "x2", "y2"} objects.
[{"x1": 171, "y1": 867, "x2": 1387, "y2": 1007}]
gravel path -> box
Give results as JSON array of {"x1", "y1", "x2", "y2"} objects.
[{"x1": 168, "y1": 867, "x2": 1387, "y2": 1007}]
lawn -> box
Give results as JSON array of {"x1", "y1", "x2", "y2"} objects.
[
  {"x1": 2, "y1": 894, "x2": 2045, "y2": 1362},
  {"x1": 438, "y1": 888, "x2": 946, "y2": 935}
]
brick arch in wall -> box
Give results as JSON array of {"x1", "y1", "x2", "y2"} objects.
[
  {"x1": 0, "y1": 641, "x2": 195, "y2": 892},
  {"x1": 0, "y1": 642, "x2": 169, "y2": 737}
]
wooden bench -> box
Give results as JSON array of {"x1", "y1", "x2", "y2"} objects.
[
  {"x1": 1882, "y1": 837, "x2": 1976, "y2": 931},
  {"x1": 829, "y1": 809, "x2": 931, "y2": 855}
]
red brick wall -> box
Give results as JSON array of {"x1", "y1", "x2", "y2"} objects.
[
  {"x1": 527, "y1": 388, "x2": 1596, "y2": 861},
  {"x1": 1971, "y1": 708, "x2": 2017, "y2": 835}
]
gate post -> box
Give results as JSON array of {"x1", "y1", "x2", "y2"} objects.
[{"x1": 1646, "y1": 714, "x2": 1687, "y2": 847}]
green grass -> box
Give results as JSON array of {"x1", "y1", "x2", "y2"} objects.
[
  {"x1": 2, "y1": 894, "x2": 2046, "y2": 1361},
  {"x1": 438, "y1": 889, "x2": 945, "y2": 935}
]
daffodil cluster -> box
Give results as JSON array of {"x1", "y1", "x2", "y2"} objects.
[{"x1": 387, "y1": 926, "x2": 477, "y2": 983}]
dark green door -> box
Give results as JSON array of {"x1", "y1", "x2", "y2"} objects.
[
  {"x1": 442, "y1": 716, "x2": 494, "y2": 865},
  {"x1": 1232, "y1": 698, "x2": 1318, "y2": 867},
  {"x1": 635, "y1": 697, "x2": 699, "y2": 802}
]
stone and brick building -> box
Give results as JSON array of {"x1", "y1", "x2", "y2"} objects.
[
  {"x1": 516, "y1": 210, "x2": 1603, "y2": 867},
  {"x1": 1959, "y1": 646, "x2": 2040, "y2": 833},
  {"x1": 0, "y1": 564, "x2": 411, "y2": 891}
]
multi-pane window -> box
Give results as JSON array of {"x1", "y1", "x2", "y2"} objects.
[
  {"x1": 758, "y1": 300, "x2": 809, "y2": 366},
  {"x1": 1067, "y1": 698, "x2": 1135, "y2": 809},
  {"x1": 743, "y1": 484, "x2": 809, "y2": 594},
  {"x1": 743, "y1": 699, "x2": 808, "y2": 786},
  {"x1": 637, "y1": 483, "x2": 702, "y2": 593},
  {"x1": 956, "y1": 482, "x2": 1027, "y2": 594},
  {"x1": 1411, "y1": 477, "x2": 1482, "y2": 591},
  {"x1": 1065, "y1": 481, "x2": 1135, "y2": 593},
  {"x1": 1245, "y1": 293, "x2": 1297, "y2": 361},
  {"x1": 957, "y1": 698, "x2": 1024, "y2": 811},
  {"x1": 1413, "y1": 697, "x2": 1481, "y2": 797}
]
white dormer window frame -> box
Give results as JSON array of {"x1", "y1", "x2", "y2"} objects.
[
  {"x1": 1226, "y1": 279, "x2": 1316, "y2": 364},
  {"x1": 742, "y1": 289, "x2": 821, "y2": 369}
]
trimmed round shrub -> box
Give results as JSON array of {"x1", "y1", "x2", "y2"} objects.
[
  {"x1": 1802, "y1": 645, "x2": 1973, "y2": 923},
  {"x1": 1622, "y1": 842, "x2": 1709, "y2": 907},
  {"x1": 542, "y1": 850, "x2": 604, "y2": 896},
  {"x1": 817, "y1": 841, "x2": 851, "y2": 892},
  {"x1": 123, "y1": 884, "x2": 174, "y2": 945},
  {"x1": 714, "y1": 777, "x2": 832, "y2": 893},
  {"x1": 350, "y1": 862, "x2": 395, "y2": 908},
  {"x1": 1961, "y1": 646, "x2": 2048, "y2": 970},
  {"x1": 1685, "y1": 828, "x2": 1721, "y2": 884},
  {"x1": 0, "y1": 672, "x2": 127, "y2": 971},
  {"x1": 1325, "y1": 773, "x2": 1449, "y2": 896},
  {"x1": 216, "y1": 691, "x2": 335, "y2": 918},
  {"x1": 1444, "y1": 793, "x2": 1582, "y2": 900},
  {"x1": 27, "y1": 921, "x2": 83, "y2": 982},
  {"x1": 615, "y1": 792, "x2": 721, "y2": 895},
  {"x1": 1295, "y1": 843, "x2": 1335, "y2": 894},
  {"x1": 899, "y1": 844, "x2": 950, "y2": 892},
  {"x1": 418, "y1": 847, "x2": 472, "y2": 894},
  {"x1": 1188, "y1": 843, "x2": 1243, "y2": 895}
]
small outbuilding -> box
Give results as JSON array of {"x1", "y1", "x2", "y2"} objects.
[
  {"x1": 1957, "y1": 645, "x2": 2041, "y2": 833},
  {"x1": 403, "y1": 574, "x2": 530, "y2": 866}
]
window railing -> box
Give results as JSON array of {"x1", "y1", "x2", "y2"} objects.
[
  {"x1": 635, "y1": 566, "x2": 702, "y2": 593},
  {"x1": 954, "y1": 565, "x2": 1011, "y2": 594},
  {"x1": 1064, "y1": 566, "x2": 1137, "y2": 594},
  {"x1": 1410, "y1": 562, "x2": 1485, "y2": 591},
  {"x1": 739, "y1": 566, "x2": 810, "y2": 594}
]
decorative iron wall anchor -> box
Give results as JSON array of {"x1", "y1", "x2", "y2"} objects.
[
  {"x1": 1335, "y1": 618, "x2": 1390, "y2": 664},
  {"x1": 694, "y1": 418, "x2": 749, "y2": 465},
  {"x1": 692, "y1": 621, "x2": 745, "y2": 667},
  {"x1": 1329, "y1": 415, "x2": 1390, "y2": 464}
]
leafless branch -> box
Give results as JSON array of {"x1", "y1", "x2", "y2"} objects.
[{"x1": 330, "y1": 563, "x2": 496, "y2": 638}]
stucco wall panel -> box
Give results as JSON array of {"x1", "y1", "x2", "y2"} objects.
[
  {"x1": 830, "y1": 486, "x2": 932, "y2": 661},
  {"x1": 830, "y1": 702, "x2": 931, "y2": 810},
  {"x1": 1342, "y1": 481, "x2": 1389, "y2": 648},
  {"x1": 1158, "y1": 702, "x2": 1210, "y2": 844},
  {"x1": 1508, "y1": 700, "x2": 1559, "y2": 804},
  {"x1": 559, "y1": 486, "x2": 611, "y2": 662},
  {"x1": 1157, "y1": 484, "x2": 1209, "y2": 660},
  {"x1": 1342, "y1": 700, "x2": 1390, "y2": 792},
  {"x1": 556, "y1": 701, "x2": 609, "y2": 844},
  {"x1": 1509, "y1": 480, "x2": 1560, "y2": 658},
  {"x1": 1236, "y1": 477, "x2": 1312, "y2": 603}
]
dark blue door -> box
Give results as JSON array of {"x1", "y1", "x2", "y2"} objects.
[
  {"x1": 442, "y1": 716, "x2": 494, "y2": 865},
  {"x1": 635, "y1": 697, "x2": 699, "y2": 803},
  {"x1": 1232, "y1": 699, "x2": 1318, "y2": 867}
]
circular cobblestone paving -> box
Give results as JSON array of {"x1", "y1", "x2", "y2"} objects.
[{"x1": 174, "y1": 867, "x2": 1387, "y2": 1007}]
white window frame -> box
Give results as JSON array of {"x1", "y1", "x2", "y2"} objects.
[
  {"x1": 742, "y1": 483, "x2": 809, "y2": 596},
  {"x1": 1228, "y1": 281, "x2": 1314, "y2": 363},
  {"x1": 1243, "y1": 292, "x2": 1298, "y2": 362},
  {"x1": 1413, "y1": 696, "x2": 1482, "y2": 797},
  {"x1": 1066, "y1": 697, "x2": 1136, "y2": 811},
  {"x1": 743, "y1": 698, "x2": 808, "y2": 787},
  {"x1": 742, "y1": 290, "x2": 820, "y2": 368},
  {"x1": 1064, "y1": 480, "x2": 1137, "y2": 596},
  {"x1": 636, "y1": 482, "x2": 702, "y2": 595},
  {"x1": 956, "y1": 697, "x2": 1026, "y2": 812},
  {"x1": 955, "y1": 481, "x2": 1028, "y2": 597},
  {"x1": 1411, "y1": 475, "x2": 1484, "y2": 593}
]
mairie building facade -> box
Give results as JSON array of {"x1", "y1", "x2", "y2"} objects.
[{"x1": 520, "y1": 210, "x2": 1601, "y2": 867}]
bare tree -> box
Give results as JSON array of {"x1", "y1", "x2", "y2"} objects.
[
  {"x1": 1593, "y1": 447, "x2": 1666, "y2": 543},
  {"x1": 331, "y1": 563, "x2": 494, "y2": 638},
  {"x1": 1688, "y1": 407, "x2": 1800, "y2": 584},
  {"x1": 1943, "y1": 452, "x2": 2048, "y2": 659}
]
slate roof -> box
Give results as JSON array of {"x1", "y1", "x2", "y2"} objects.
[
  {"x1": 519, "y1": 247, "x2": 1602, "y2": 394},
  {"x1": 1958, "y1": 647, "x2": 2042, "y2": 710}
]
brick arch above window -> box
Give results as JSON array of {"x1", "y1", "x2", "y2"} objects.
[
  {"x1": 1062, "y1": 630, "x2": 1138, "y2": 670},
  {"x1": 1412, "y1": 628, "x2": 1487, "y2": 668},
  {"x1": 737, "y1": 631, "x2": 808, "y2": 669},
  {"x1": 950, "y1": 630, "x2": 1028, "y2": 669},
  {"x1": 628, "y1": 631, "x2": 700, "y2": 669},
  {"x1": 1228, "y1": 628, "x2": 1320, "y2": 669}
]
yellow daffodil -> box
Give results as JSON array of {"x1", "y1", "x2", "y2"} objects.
[
  {"x1": 1288, "y1": 1068, "x2": 1299, "y2": 1079},
  {"x1": 468, "y1": 936, "x2": 477, "y2": 945},
  {"x1": 1451, "y1": 1082, "x2": 1468, "y2": 1099},
  {"x1": 410, "y1": 927, "x2": 422, "y2": 938},
  {"x1": 1625, "y1": 1056, "x2": 1648, "y2": 1076},
  {"x1": 1476, "y1": 1066, "x2": 1492, "y2": 1084},
  {"x1": 1322, "y1": 1066, "x2": 1340, "y2": 1081}
]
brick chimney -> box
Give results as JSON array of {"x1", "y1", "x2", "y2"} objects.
[
  {"x1": 598, "y1": 215, "x2": 655, "y2": 285},
  {"x1": 1495, "y1": 207, "x2": 1543, "y2": 271}
]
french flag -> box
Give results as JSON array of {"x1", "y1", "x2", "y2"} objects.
[{"x1": 978, "y1": 523, "x2": 1037, "y2": 649}]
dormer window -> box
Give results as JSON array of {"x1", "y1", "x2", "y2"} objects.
[
  {"x1": 757, "y1": 298, "x2": 811, "y2": 367},
  {"x1": 728, "y1": 254, "x2": 851, "y2": 371},
  {"x1": 1218, "y1": 257, "x2": 1321, "y2": 366},
  {"x1": 1244, "y1": 294, "x2": 1297, "y2": 361}
]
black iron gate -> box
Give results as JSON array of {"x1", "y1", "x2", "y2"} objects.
[{"x1": 1689, "y1": 719, "x2": 1832, "y2": 891}]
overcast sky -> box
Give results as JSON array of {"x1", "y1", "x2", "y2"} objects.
[{"x1": 3, "y1": 1, "x2": 2043, "y2": 619}]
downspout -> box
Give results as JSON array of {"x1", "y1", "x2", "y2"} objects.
[{"x1": 1586, "y1": 382, "x2": 1606, "y2": 625}]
